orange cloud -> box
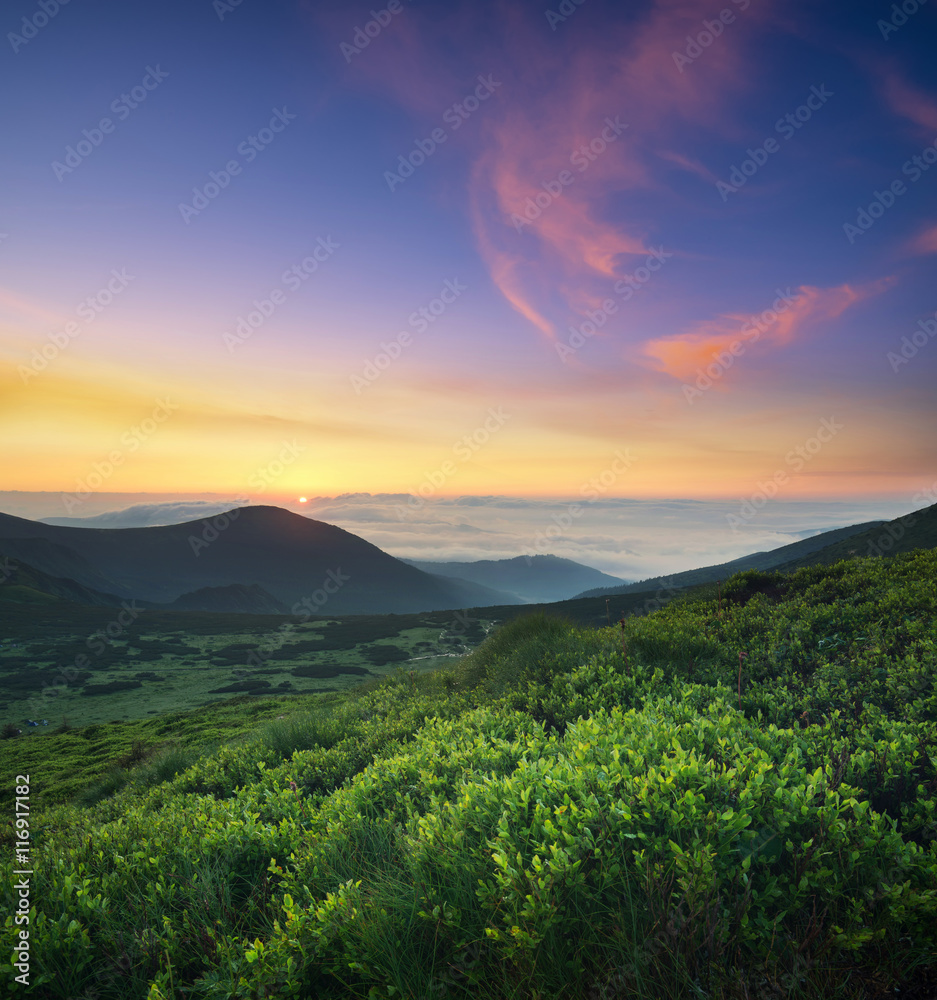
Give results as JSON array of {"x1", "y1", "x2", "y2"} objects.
[
  {"x1": 468, "y1": 81, "x2": 650, "y2": 340},
  {"x1": 643, "y1": 280, "x2": 890, "y2": 382}
]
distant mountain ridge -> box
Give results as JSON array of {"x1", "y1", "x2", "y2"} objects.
[
  {"x1": 0, "y1": 506, "x2": 514, "y2": 614},
  {"x1": 449, "y1": 503, "x2": 937, "y2": 633},
  {"x1": 0, "y1": 554, "x2": 303, "y2": 615},
  {"x1": 0, "y1": 536, "x2": 132, "y2": 597},
  {"x1": 404, "y1": 555, "x2": 628, "y2": 603},
  {"x1": 3, "y1": 503, "x2": 933, "y2": 618}
]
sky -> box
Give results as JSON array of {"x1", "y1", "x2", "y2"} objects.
[{"x1": 2, "y1": 0, "x2": 936, "y2": 540}]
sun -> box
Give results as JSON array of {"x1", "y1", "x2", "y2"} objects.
[{"x1": 298, "y1": 497, "x2": 308, "y2": 503}]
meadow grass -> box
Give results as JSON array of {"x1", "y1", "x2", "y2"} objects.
[{"x1": 2, "y1": 551, "x2": 936, "y2": 998}]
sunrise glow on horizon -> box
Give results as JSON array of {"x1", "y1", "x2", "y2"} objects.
[{"x1": 1, "y1": 0, "x2": 935, "y2": 506}]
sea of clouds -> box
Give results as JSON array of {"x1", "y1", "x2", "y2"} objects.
[{"x1": 1, "y1": 491, "x2": 926, "y2": 582}]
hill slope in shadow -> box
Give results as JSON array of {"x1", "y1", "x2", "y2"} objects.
[
  {"x1": 0, "y1": 506, "x2": 510, "y2": 614},
  {"x1": 573, "y1": 519, "x2": 887, "y2": 600}
]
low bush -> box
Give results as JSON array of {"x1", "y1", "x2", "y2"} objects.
[{"x1": 2, "y1": 549, "x2": 935, "y2": 998}]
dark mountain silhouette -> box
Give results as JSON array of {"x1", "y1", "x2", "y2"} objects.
[
  {"x1": 4, "y1": 504, "x2": 930, "y2": 618},
  {"x1": 0, "y1": 506, "x2": 512, "y2": 614},
  {"x1": 404, "y1": 554, "x2": 628, "y2": 603}
]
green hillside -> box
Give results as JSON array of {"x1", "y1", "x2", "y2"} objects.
[{"x1": 1, "y1": 549, "x2": 935, "y2": 999}]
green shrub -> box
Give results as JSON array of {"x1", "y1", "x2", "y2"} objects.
[{"x1": 3, "y1": 548, "x2": 936, "y2": 999}]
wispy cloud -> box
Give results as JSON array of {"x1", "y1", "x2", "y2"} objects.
[
  {"x1": 655, "y1": 150, "x2": 721, "y2": 185},
  {"x1": 318, "y1": 0, "x2": 778, "y2": 343},
  {"x1": 467, "y1": 0, "x2": 763, "y2": 339},
  {"x1": 905, "y1": 222, "x2": 937, "y2": 256},
  {"x1": 880, "y1": 69, "x2": 937, "y2": 135},
  {"x1": 643, "y1": 280, "x2": 891, "y2": 382}
]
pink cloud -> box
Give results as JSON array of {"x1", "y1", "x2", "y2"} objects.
[
  {"x1": 643, "y1": 279, "x2": 892, "y2": 382},
  {"x1": 655, "y1": 150, "x2": 721, "y2": 185},
  {"x1": 465, "y1": 0, "x2": 779, "y2": 338},
  {"x1": 905, "y1": 222, "x2": 937, "y2": 256},
  {"x1": 879, "y1": 69, "x2": 937, "y2": 135},
  {"x1": 315, "y1": 0, "x2": 780, "y2": 341}
]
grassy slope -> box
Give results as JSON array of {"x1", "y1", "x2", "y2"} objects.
[
  {"x1": 0, "y1": 695, "x2": 326, "y2": 808},
  {"x1": 1, "y1": 549, "x2": 935, "y2": 998}
]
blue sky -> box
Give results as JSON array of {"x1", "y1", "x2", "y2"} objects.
[{"x1": 1, "y1": 0, "x2": 935, "y2": 508}]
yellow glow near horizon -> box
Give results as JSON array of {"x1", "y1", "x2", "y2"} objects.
[{"x1": 1, "y1": 355, "x2": 929, "y2": 501}]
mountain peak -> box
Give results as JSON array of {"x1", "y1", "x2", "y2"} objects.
[{"x1": 0, "y1": 506, "x2": 486, "y2": 613}]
